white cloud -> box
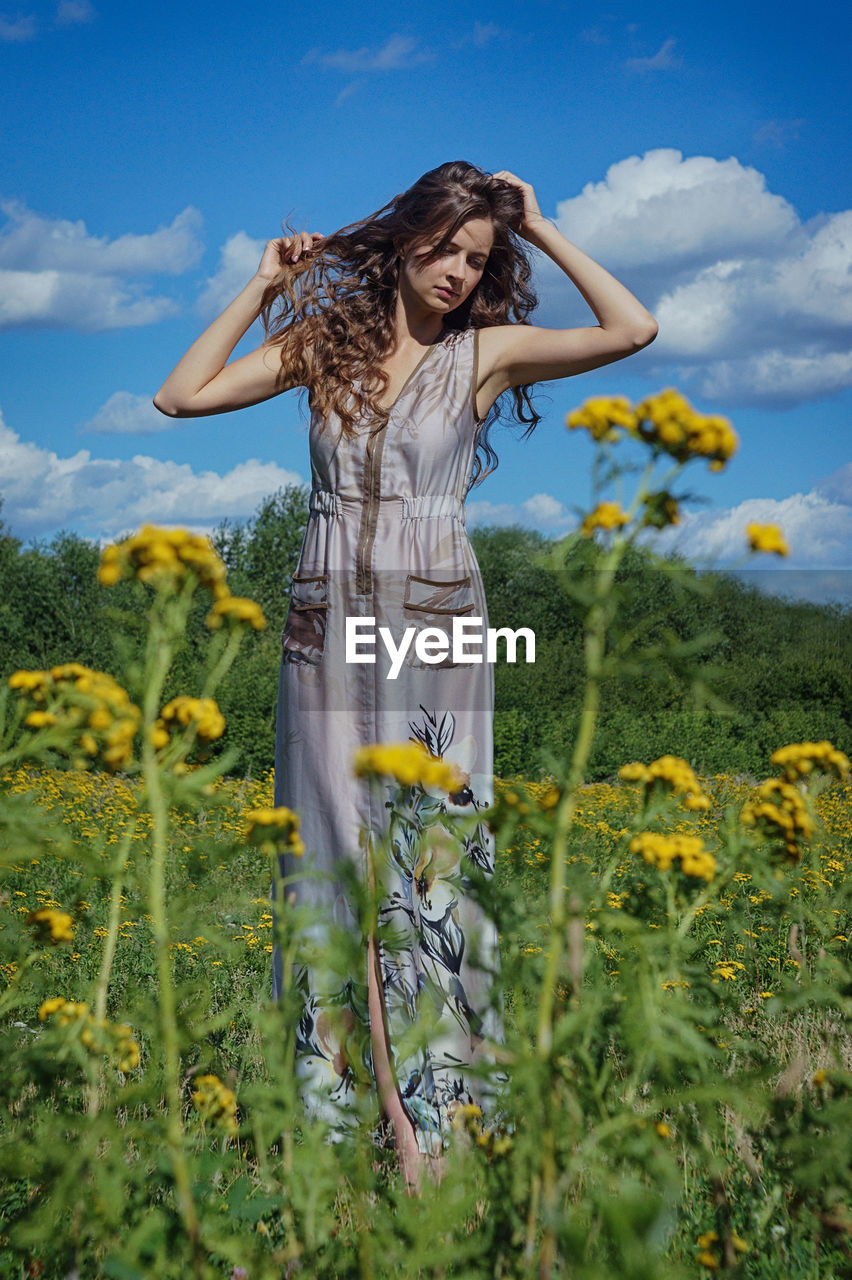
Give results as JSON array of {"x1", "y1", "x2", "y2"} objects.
[
  {"x1": 56, "y1": 0, "x2": 94, "y2": 25},
  {"x1": 303, "y1": 34, "x2": 432, "y2": 73},
  {"x1": 0, "y1": 13, "x2": 36, "y2": 40},
  {"x1": 0, "y1": 202, "x2": 203, "y2": 331},
  {"x1": 81, "y1": 391, "x2": 174, "y2": 436},
  {"x1": 625, "y1": 36, "x2": 681, "y2": 72},
  {"x1": 553, "y1": 150, "x2": 797, "y2": 271},
  {"x1": 541, "y1": 149, "x2": 852, "y2": 407},
  {"x1": 466, "y1": 499, "x2": 524, "y2": 528},
  {"x1": 197, "y1": 231, "x2": 265, "y2": 317},
  {"x1": 469, "y1": 466, "x2": 851, "y2": 573},
  {"x1": 658, "y1": 491, "x2": 852, "y2": 568},
  {"x1": 466, "y1": 493, "x2": 574, "y2": 534},
  {"x1": 520, "y1": 492, "x2": 573, "y2": 531},
  {"x1": 0, "y1": 409, "x2": 305, "y2": 540},
  {"x1": 0, "y1": 201, "x2": 202, "y2": 275}
]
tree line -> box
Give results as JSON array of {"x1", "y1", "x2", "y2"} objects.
[{"x1": 1, "y1": 489, "x2": 849, "y2": 780}]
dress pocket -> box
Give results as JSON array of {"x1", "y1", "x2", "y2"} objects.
[
  {"x1": 402, "y1": 573, "x2": 477, "y2": 669},
  {"x1": 281, "y1": 573, "x2": 329, "y2": 666}
]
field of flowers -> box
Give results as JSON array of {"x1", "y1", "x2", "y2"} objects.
[{"x1": 1, "y1": 390, "x2": 851, "y2": 1279}]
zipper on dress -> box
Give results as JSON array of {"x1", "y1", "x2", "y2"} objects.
[{"x1": 355, "y1": 428, "x2": 382, "y2": 595}]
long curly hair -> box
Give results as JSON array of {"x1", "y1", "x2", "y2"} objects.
[{"x1": 259, "y1": 160, "x2": 541, "y2": 485}]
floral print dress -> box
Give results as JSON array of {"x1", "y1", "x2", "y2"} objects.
[{"x1": 272, "y1": 327, "x2": 503, "y2": 1154}]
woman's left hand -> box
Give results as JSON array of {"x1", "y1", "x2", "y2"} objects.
[{"x1": 492, "y1": 170, "x2": 547, "y2": 239}]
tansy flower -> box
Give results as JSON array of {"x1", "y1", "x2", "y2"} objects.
[
  {"x1": 741, "y1": 778, "x2": 814, "y2": 861},
  {"x1": 191, "y1": 1074, "x2": 238, "y2": 1135},
  {"x1": 770, "y1": 740, "x2": 849, "y2": 784},
  {"x1": 9, "y1": 665, "x2": 140, "y2": 772},
  {"x1": 354, "y1": 742, "x2": 464, "y2": 793},
  {"x1": 205, "y1": 596, "x2": 267, "y2": 631},
  {"x1": 98, "y1": 524, "x2": 228, "y2": 595},
  {"x1": 746, "y1": 522, "x2": 789, "y2": 556},
  {"x1": 635, "y1": 389, "x2": 738, "y2": 470},
  {"x1": 27, "y1": 907, "x2": 74, "y2": 945},
  {"x1": 153, "y1": 696, "x2": 226, "y2": 747},
  {"x1": 566, "y1": 395, "x2": 638, "y2": 442},
  {"x1": 619, "y1": 754, "x2": 710, "y2": 811},
  {"x1": 580, "y1": 501, "x2": 631, "y2": 537},
  {"x1": 630, "y1": 832, "x2": 716, "y2": 881},
  {"x1": 245, "y1": 806, "x2": 305, "y2": 857}
]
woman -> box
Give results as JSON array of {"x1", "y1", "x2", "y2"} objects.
[{"x1": 154, "y1": 160, "x2": 656, "y2": 1189}]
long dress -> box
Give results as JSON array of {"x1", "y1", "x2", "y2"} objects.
[{"x1": 272, "y1": 326, "x2": 503, "y2": 1154}]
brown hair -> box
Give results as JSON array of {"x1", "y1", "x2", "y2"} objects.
[{"x1": 260, "y1": 160, "x2": 541, "y2": 485}]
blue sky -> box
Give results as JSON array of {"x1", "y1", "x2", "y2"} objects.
[{"x1": 1, "y1": 0, "x2": 850, "y2": 594}]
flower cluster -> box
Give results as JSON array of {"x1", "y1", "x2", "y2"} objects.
[
  {"x1": 353, "y1": 742, "x2": 464, "y2": 793},
  {"x1": 566, "y1": 390, "x2": 738, "y2": 470},
  {"x1": 191, "y1": 1073, "x2": 238, "y2": 1135},
  {"x1": 27, "y1": 907, "x2": 74, "y2": 945},
  {"x1": 98, "y1": 524, "x2": 229, "y2": 594},
  {"x1": 696, "y1": 1228, "x2": 748, "y2": 1270},
  {"x1": 9, "y1": 663, "x2": 141, "y2": 771},
  {"x1": 770, "y1": 740, "x2": 850, "y2": 784},
  {"x1": 205, "y1": 596, "x2": 267, "y2": 631},
  {"x1": 741, "y1": 778, "x2": 815, "y2": 861},
  {"x1": 566, "y1": 395, "x2": 638, "y2": 442},
  {"x1": 630, "y1": 832, "x2": 717, "y2": 881},
  {"x1": 38, "y1": 997, "x2": 140, "y2": 1071},
  {"x1": 619, "y1": 755, "x2": 710, "y2": 811},
  {"x1": 151, "y1": 696, "x2": 226, "y2": 751},
  {"x1": 634, "y1": 390, "x2": 738, "y2": 470},
  {"x1": 245, "y1": 806, "x2": 305, "y2": 857},
  {"x1": 580, "y1": 501, "x2": 631, "y2": 537},
  {"x1": 451, "y1": 1102, "x2": 513, "y2": 1158},
  {"x1": 746, "y1": 522, "x2": 789, "y2": 556},
  {"x1": 641, "y1": 490, "x2": 681, "y2": 528}
]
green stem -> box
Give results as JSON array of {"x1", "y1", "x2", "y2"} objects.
[
  {"x1": 200, "y1": 627, "x2": 244, "y2": 701},
  {"x1": 534, "y1": 535, "x2": 627, "y2": 1278},
  {"x1": 140, "y1": 588, "x2": 202, "y2": 1266}
]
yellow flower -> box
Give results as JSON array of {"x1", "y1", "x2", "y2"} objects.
[
  {"x1": 630, "y1": 832, "x2": 716, "y2": 881},
  {"x1": 98, "y1": 524, "x2": 228, "y2": 594},
  {"x1": 23, "y1": 710, "x2": 57, "y2": 729},
  {"x1": 9, "y1": 664, "x2": 140, "y2": 772},
  {"x1": 9, "y1": 669, "x2": 49, "y2": 694},
  {"x1": 619, "y1": 754, "x2": 710, "y2": 811},
  {"x1": 655, "y1": 1121, "x2": 672, "y2": 1138},
  {"x1": 27, "y1": 907, "x2": 74, "y2": 945},
  {"x1": 741, "y1": 777, "x2": 814, "y2": 861},
  {"x1": 191, "y1": 1073, "x2": 238, "y2": 1135},
  {"x1": 635, "y1": 389, "x2": 738, "y2": 469},
  {"x1": 205, "y1": 595, "x2": 267, "y2": 630},
  {"x1": 354, "y1": 742, "x2": 464, "y2": 794},
  {"x1": 156, "y1": 696, "x2": 226, "y2": 744},
  {"x1": 566, "y1": 395, "x2": 638, "y2": 442},
  {"x1": 746, "y1": 522, "x2": 789, "y2": 556},
  {"x1": 580, "y1": 500, "x2": 631, "y2": 537},
  {"x1": 245, "y1": 806, "x2": 305, "y2": 857},
  {"x1": 770, "y1": 740, "x2": 850, "y2": 784}
]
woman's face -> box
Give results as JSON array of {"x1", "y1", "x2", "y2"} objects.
[{"x1": 399, "y1": 216, "x2": 495, "y2": 315}]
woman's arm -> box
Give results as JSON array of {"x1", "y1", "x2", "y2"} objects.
[
  {"x1": 476, "y1": 172, "x2": 657, "y2": 416},
  {"x1": 153, "y1": 232, "x2": 322, "y2": 418}
]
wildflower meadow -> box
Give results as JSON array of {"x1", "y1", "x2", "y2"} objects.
[{"x1": 1, "y1": 390, "x2": 851, "y2": 1279}]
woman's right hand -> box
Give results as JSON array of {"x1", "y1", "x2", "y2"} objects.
[{"x1": 257, "y1": 232, "x2": 324, "y2": 279}]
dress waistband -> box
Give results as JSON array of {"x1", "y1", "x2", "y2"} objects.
[{"x1": 309, "y1": 490, "x2": 466, "y2": 523}]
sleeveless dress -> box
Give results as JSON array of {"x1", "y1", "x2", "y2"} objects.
[{"x1": 272, "y1": 326, "x2": 503, "y2": 1154}]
